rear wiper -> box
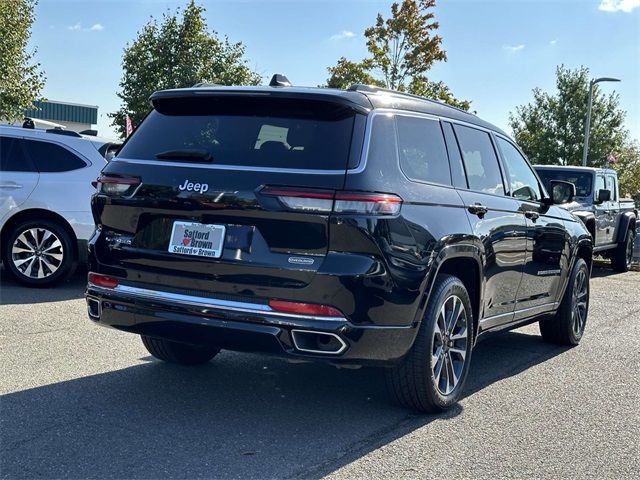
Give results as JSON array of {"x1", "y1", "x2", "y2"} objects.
[{"x1": 155, "y1": 149, "x2": 213, "y2": 162}]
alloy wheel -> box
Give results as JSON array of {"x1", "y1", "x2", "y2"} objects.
[
  {"x1": 626, "y1": 235, "x2": 633, "y2": 268},
  {"x1": 432, "y1": 294, "x2": 469, "y2": 395},
  {"x1": 11, "y1": 228, "x2": 64, "y2": 279},
  {"x1": 572, "y1": 268, "x2": 588, "y2": 337}
]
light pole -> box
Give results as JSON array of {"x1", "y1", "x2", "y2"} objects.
[{"x1": 582, "y1": 77, "x2": 620, "y2": 166}]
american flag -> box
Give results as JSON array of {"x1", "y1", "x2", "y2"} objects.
[{"x1": 125, "y1": 115, "x2": 133, "y2": 137}]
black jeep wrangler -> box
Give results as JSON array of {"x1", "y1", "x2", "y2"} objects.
[{"x1": 86, "y1": 80, "x2": 592, "y2": 412}]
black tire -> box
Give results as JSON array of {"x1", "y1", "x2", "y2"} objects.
[
  {"x1": 386, "y1": 274, "x2": 474, "y2": 413},
  {"x1": 539, "y1": 257, "x2": 589, "y2": 345},
  {"x1": 1, "y1": 218, "x2": 76, "y2": 287},
  {"x1": 141, "y1": 335, "x2": 220, "y2": 365},
  {"x1": 611, "y1": 229, "x2": 634, "y2": 273}
]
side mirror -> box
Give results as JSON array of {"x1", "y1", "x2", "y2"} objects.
[
  {"x1": 512, "y1": 185, "x2": 537, "y2": 201},
  {"x1": 549, "y1": 180, "x2": 575, "y2": 205},
  {"x1": 595, "y1": 189, "x2": 611, "y2": 203}
]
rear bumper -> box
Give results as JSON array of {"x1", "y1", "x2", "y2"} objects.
[{"x1": 85, "y1": 283, "x2": 418, "y2": 365}]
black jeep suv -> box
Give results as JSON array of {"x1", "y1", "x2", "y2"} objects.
[{"x1": 86, "y1": 82, "x2": 592, "y2": 412}]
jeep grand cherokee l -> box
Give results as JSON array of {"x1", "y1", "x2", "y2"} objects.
[{"x1": 86, "y1": 82, "x2": 592, "y2": 412}]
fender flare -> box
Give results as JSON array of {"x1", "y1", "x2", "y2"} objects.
[
  {"x1": 573, "y1": 211, "x2": 596, "y2": 239},
  {"x1": 615, "y1": 211, "x2": 637, "y2": 243},
  {"x1": 414, "y1": 242, "x2": 484, "y2": 340},
  {"x1": 556, "y1": 236, "x2": 593, "y2": 304}
]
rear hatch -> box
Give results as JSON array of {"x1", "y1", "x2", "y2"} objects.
[{"x1": 92, "y1": 90, "x2": 368, "y2": 293}]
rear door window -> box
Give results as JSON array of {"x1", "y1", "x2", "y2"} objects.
[
  {"x1": 23, "y1": 140, "x2": 87, "y2": 172},
  {"x1": 396, "y1": 115, "x2": 450, "y2": 186},
  {"x1": 118, "y1": 96, "x2": 358, "y2": 171},
  {"x1": 453, "y1": 124, "x2": 505, "y2": 195},
  {"x1": 0, "y1": 136, "x2": 36, "y2": 172},
  {"x1": 595, "y1": 175, "x2": 605, "y2": 196},
  {"x1": 606, "y1": 175, "x2": 616, "y2": 200}
]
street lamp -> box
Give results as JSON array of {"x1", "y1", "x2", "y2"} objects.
[{"x1": 582, "y1": 76, "x2": 621, "y2": 166}]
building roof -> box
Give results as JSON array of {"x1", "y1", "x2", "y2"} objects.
[{"x1": 25, "y1": 100, "x2": 98, "y2": 124}]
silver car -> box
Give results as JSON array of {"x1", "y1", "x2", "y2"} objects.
[{"x1": 0, "y1": 125, "x2": 118, "y2": 286}]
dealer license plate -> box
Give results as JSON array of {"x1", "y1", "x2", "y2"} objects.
[{"x1": 168, "y1": 221, "x2": 225, "y2": 258}]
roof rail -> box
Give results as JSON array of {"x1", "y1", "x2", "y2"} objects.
[
  {"x1": 45, "y1": 128, "x2": 82, "y2": 137},
  {"x1": 347, "y1": 83, "x2": 475, "y2": 116}
]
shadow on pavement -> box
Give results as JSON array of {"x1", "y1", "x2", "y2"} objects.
[
  {"x1": 0, "y1": 265, "x2": 86, "y2": 305},
  {"x1": 1, "y1": 330, "x2": 569, "y2": 479}
]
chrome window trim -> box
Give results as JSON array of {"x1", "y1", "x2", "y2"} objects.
[
  {"x1": 111, "y1": 108, "x2": 504, "y2": 177},
  {"x1": 88, "y1": 282, "x2": 347, "y2": 322},
  {"x1": 112, "y1": 158, "x2": 348, "y2": 175}
]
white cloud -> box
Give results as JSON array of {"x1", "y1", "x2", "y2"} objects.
[
  {"x1": 599, "y1": 0, "x2": 640, "y2": 12},
  {"x1": 329, "y1": 30, "x2": 355, "y2": 41},
  {"x1": 67, "y1": 22, "x2": 105, "y2": 32},
  {"x1": 550, "y1": 39, "x2": 558, "y2": 45},
  {"x1": 503, "y1": 44, "x2": 525, "y2": 53}
]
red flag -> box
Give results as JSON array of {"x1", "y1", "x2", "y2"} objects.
[{"x1": 126, "y1": 115, "x2": 133, "y2": 137}]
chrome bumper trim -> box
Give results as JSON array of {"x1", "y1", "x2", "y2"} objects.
[{"x1": 87, "y1": 282, "x2": 347, "y2": 322}]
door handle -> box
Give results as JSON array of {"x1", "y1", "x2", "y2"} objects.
[
  {"x1": 0, "y1": 183, "x2": 23, "y2": 190},
  {"x1": 524, "y1": 211, "x2": 540, "y2": 221},
  {"x1": 467, "y1": 203, "x2": 488, "y2": 218}
]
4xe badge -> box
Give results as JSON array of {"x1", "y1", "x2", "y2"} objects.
[{"x1": 178, "y1": 179, "x2": 209, "y2": 194}]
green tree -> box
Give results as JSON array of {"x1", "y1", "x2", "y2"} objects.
[
  {"x1": 111, "y1": 1, "x2": 261, "y2": 138},
  {"x1": 326, "y1": 58, "x2": 383, "y2": 90},
  {"x1": 408, "y1": 75, "x2": 471, "y2": 111},
  {"x1": 614, "y1": 140, "x2": 640, "y2": 201},
  {"x1": 0, "y1": 0, "x2": 45, "y2": 121},
  {"x1": 509, "y1": 65, "x2": 627, "y2": 167},
  {"x1": 324, "y1": 0, "x2": 469, "y2": 110}
]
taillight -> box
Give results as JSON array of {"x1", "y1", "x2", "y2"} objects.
[
  {"x1": 261, "y1": 187, "x2": 334, "y2": 212},
  {"x1": 268, "y1": 299, "x2": 344, "y2": 318},
  {"x1": 261, "y1": 187, "x2": 402, "y2": 216},
  {"x1": 88, "y1": 272, "x2": 119, "y2": 289},
  {"x1": 96, "y1": 175, "x2": 140, "y2": 196},
  {"x1": 334, "y1": 192, "x2": 402, "y2": 215}
]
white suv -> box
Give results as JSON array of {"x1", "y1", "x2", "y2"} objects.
[{"x1": 0, "y1": 124, "x2": 119, "y2": 286}]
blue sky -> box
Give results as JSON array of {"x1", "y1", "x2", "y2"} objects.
[{"x1": 31, "y1": 0, "x2": 640, "y2": 141}]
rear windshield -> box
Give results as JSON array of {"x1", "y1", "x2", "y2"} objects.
[
  {"x1": 117, "y1": 96, "x2": 358, "y2": 171},
  {"x1": 536, "y1": 169, "x2": 593, "y2": 197}
]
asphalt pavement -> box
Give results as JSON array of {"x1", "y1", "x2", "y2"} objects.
[{"x1": 1, "y1": 265, "x2": 639, "y2": 479}]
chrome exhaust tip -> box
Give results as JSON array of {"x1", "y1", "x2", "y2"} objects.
[
  {"x1": 290, "y1": 329, "x2": 347, "y2": 355},
  {"x1": 86, "y1": 296, "x2": 102, "y2": 320}
]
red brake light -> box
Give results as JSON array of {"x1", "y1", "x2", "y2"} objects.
[
  {"x1": 96, "y1": 175, "x2": 140, "y2": 195},
  {"x1": 268, "y1": 300, "x2": 344, "y2": 318},
  {"x1": 261, "y1": 187, "x2": 334, "y2": 213},
  {"x1": 88, "y1": 272, "x2": 119, "y2": 289},
  {"x1": 334, "y1": 192, "x2": 402, "y2": 215},
  {"x1": 261, "y1": 187, "x2": 402, "y2": 215}
]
